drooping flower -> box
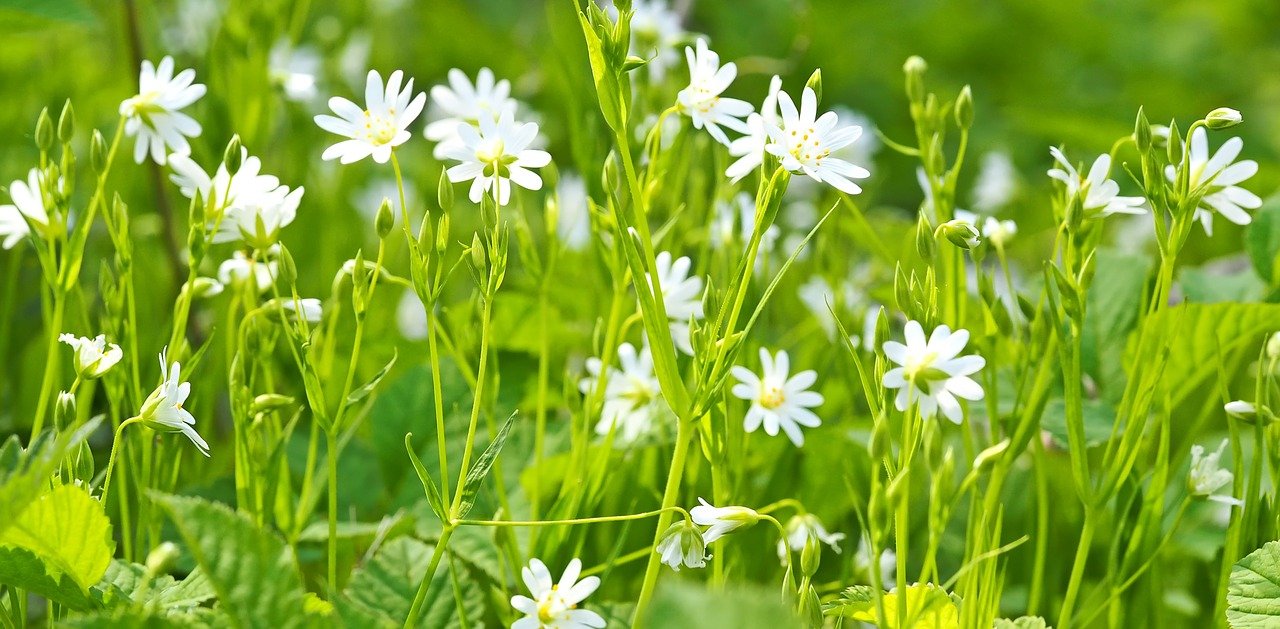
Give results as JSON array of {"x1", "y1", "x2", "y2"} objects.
[
  {"x1": 315, "y1": 69, "x2": 426, "y2": 164},
  {"x1": 777, "y1": 513, "x2": 846, "y2": 564},
  {"x1": 765, "y1": 86, "x2": 869, "y2": 194},
  {"x1": 725, "y1": 76, "x2": 782, "y2": 182},
  {"x1": 0, "y1": 168, "x2": 51, "y2": 248},
  {"x1": 442, "y1": 111, "x2": 551, "y2": 206},
  {"x1": 1188, "y1": 439, "x2": 1243, "y2": 506},
  {"x1": 1047, "y1": 147, "x2": 1145, "y2": 218},
  {"x1": 881, "y1": 320, "x2": 985, "y2": 423},
  {"x1": 217, "y1": 250, "x2": 277, "y2": 294},
  {"x1": 649, "y1": 251, "x2": 705, "y2": 355},
  {"x1": 120, "y1": 56, "x2": 207, "y2": 164},
  {"x1": 690, "y1": 498, "x2": 760, "y2": 544},
  {"x1": 655, "y1": 520, "x2": 708, "y2": 571},
  {"x1": 579, "y1": 342, "x2": 669, "y2": 444},
  {"x1": 510, "y1": 558, "x2": 605, "y2": 629},
  {"x1": 277, "y1": 297, "x2": 323, "y2": 324},
  {"x1": 555, "y1": 173, "x2": 592, "y2": 251},
  {"x1": 137, "y1": 351, "x2": 209, "y2": 456},
  {"x1": 59, "y1": 334, "x2": 123, "y2": 379},
  {"x1": 676, "y1": 38, "x2": 752, "y2": 146},
  {"x1": 730, "y1": 348, "x2": 824, "y2": 447},
  {"x1": 1172, "y1": 127, "x2": 1262, "y2": 236},
  {"x1": 424, "y1": 68, "x2": 519, "y2": 159}
]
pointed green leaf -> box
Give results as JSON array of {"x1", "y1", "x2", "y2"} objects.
[
  {"x1": 346, "y1": 350, "x2": 398, "y2": 407},
  {"x1": 455, "y1": 411, "x2": 518, "y2": 519},
  {"x1": 0, "y1": 545, "x2": 99, "y2": 610},
  {"x1": 406, "y1": 433, "x2": 447, "y2": 523},
  {"x1": 339, "y1": 537, "x2": 481, "y2": 628}
]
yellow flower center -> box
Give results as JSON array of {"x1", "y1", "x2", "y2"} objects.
[
  {"x1": 362, "y1": 110, "x2": 398, "y2": 145},
  {"x1": 787, "y1": 126, "x2": 829, "y2": 166},
  {"x1": 760, "y1": 383, "x2": 786, "y2": 409}
]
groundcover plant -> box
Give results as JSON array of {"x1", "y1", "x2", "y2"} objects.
[{"x1": 2, "y1": 0, "x2": 1280, "y2": 627}]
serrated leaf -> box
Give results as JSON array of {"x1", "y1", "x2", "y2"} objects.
[
  {"x1": 825, "y1": 583, "x2": 959, "y2": 628},
  {"x1": 339, "y1": 536, "x2": 481, "y2": 628},
  {"x1": 1228, "y1": 540, "x2": 1280, "y2": 627},
  {"x1": 152, "y1": 567, "x2": 216, "y2": 610},
  {"x1": 60, "y1": 606, "x2": 222, "y2": 628},
  {"x1": 152, "y1": 493, "x2": 308, "y2": 629},
  {"x1": 1145, "y1": 303, "x2": 1280, "y2": 408},
  {"x1": 0, "y1": 545, "x2": 99, "y2": 610},
  {"x1": 0, "y1": 417, "x2": 101, "y2": 538},
  {"x1": 1081, "y1": 248, "x2": 1150, "y2": 401},
  {"x1": 455, "y1": 411, "x2": 518, "y2": 519},
  {"x1": 406, "y1": 433, "x2": 447, "y2": 523},
  {"x1": 346, "y1": 350, "x2": 398, "y2": 407},
  {"x1": 1245, "y1": 193, "x2": 1280, "y2": 283},
  {"x1": 0, "y1": 483, "x2": 113, "y2": 591}
]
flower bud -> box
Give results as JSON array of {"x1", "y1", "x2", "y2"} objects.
[
  {"x1": 251, "y1": 393, "x2": 296, "y2": 414},
  {"x1": 800, "y1": 533, "x2": 822, "y2": 577},
  {"x1": 55, "y1": 391, "x2": 76, "y2": 428},
  {"x1": 914, "y1": 212, "x2": 935, "y2": 262},
  {"x1": 954, "y1": 85, "x2": 974, "y2": 130},
  {"x1": 1134, "y1": 106, "x2": 1152, "y2": 153},
  {"x1": 437, "y1": 168, "x2": 454, "y2": 211},
  {"x1": 57, "y1": 100, "x2": 74, "y2": 144},
  {"x1": 1166, "y1": 120, "x2": 1182, "y2": 164},
  {"x1": 144, "y1": 542, "x2": 181, "y2": 578},
  {"x1": 375, "y1": 197, "x2": 395, "y2": 239},
  {"x1": 874, "y1": 307, "x2": 891, "y2": 354},
  {"x1": 1225, "y1": 400, "x2": 1256, "y2": 421},
  {"x1": 35, "y1": 108, "x2": 53, "y2": 152},
  {"x1": 90, "y1": 130, "x2": 107, "y2": 175},
  {"x1": 223, "y1": 135, "x2": 244, "y2": 174},
  {"x1": 602, "y1": 150, "x2": 620, "y2": 193},
  {"x1": 436, "y1": 213, "x2": 451, "y2": 256},
  {"x1": 1205, "y1": 107, "x2": 1243, "y2": 130},
  {"x1": 469, "y1": 233, "x2": 486, "y2": 274},
  {"x1": 805, "y1": 68, "x2": 823, "y2": 106},
  {"x1": 189, "y1": 277, "x2": 224, "y2": 299},
  {"x1": 277, "y1": 245, "x2": 297, "y2": 287},
  {"x1": 903, "y1": 56, "x2": 927, "y2": 103},
  {"x1": 973, "y1": 438, "x2": 1010, "y2": 471},
  {"x1": 938, "y1": 219, "x2": 980, "y2": 250},
  {"x1": 621, "y1": 55, "x2": 648, "y2": 73}
]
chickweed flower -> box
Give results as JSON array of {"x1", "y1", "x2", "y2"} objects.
[
  {"x1": 424, "y1": 68, "x2": 518, "y2": 158},
  {"x1": 649, "y1": 251, "x2": 705, "y2": 355},
  {"x1": 510, "y1": 558, "x2": 605, "y2": 629},
  {"x1": 938, "y1": 219, "x2": 980, "y2": 250},
  {"x1": 655, "y1": 520, "x2": 709, "y2": 571},
  {"x1": 279, "y1": 298, "x2": 323, "y2": 324},
  {"x1": 1047, "y1": 147, "x2": 1145, "y2": 218},
  {"x1": 690, "y1": 498, "x2": 760, "y2": 543},
  {"x1": 1224, "y1": 400, "x2": 1256, "y2": 420},
  {"x1": 315, "y1": 69, "x2": 426, "y2": 164},
  {"x1": 730, "y1": 348, "x2": 824, "y2": 447},
  {"x1": 218, "y1": 250, "x2": 277, "y2": 293},
  {"x1": 725, "y1": 76, "x2": 781, "y2": 182},
  {"x1": 777, "y1": 513, "x2": 845, "y2": 564},
  {"x1": 217, "y1": 186, "x2": 305, "y2": 248},
  {"x1": 1188, "y1": 439, "x2": 1243, "y2": 506},
  {"x1": 442, "y1": 111, "x2": 551, "y2": 206},
  {"x1": 982, "y1": 216, "x2": 1017, "y2": 247},
  {"x1": 882, "y1": 320, "x2": 985, "y2": 423},
  {"x1": 120, "y1": 56, "x2": 206, "y2": 164},
  {"x1": 765, "y1": 86, "x2": 870, "y2": 194},
  {"x1": 579, "y1": 342, "x2": 668, "y2": 444},
  {"x1": 676, "y1": 38, "x2": 752, "y2": 146},
  {"x1": 168, "y1": 150, "x2": 304, "y2": 246},
  {"x1": 137, "y1": 351, "x2": 209, "y2": 456},
  {"x1": 1172, "y1": 127, "x2": 1261, "y2": 236},
  {"x1": 59, "y1": 334, "x2": 123, "y2": 379},
  {"x1": 0, "y1": 168, "x2": 51, "y2": 247}
]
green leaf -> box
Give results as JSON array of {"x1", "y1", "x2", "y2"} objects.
[
  {"x1": 1180, "y1": 263, "x2": 1265, "y2": 304},
  {"x1": 406, "y1": 433, "x2": 447, "y2": 524},
  {"x1": 1228, "y1": 540, "x2": 1280, "y2": 627},
  {"x1": 60, "y1": 607, "x2": 220, "y2": 628},
  {"x1": 455, "y1": 411, "x2": 518, "y2": 519},
  {"x1": 152, "y1": 493, "x2": 308, "y2": 629},
  {"x1": 1145, "y1": 303, "x2": 1280, "y2": 408},
  {"x1": 0, "y1": 545, "x2": 99, "y2": 610},
  {"x1": 0, "y1": 483, "x2": 113, "y2": 591},
  {"x1": 825, "y1": 583, "x2": 959, "y2": 628},
  {"x1": 0, "y1": 418, "x2": 101, "y2": 538},
  {"x1": 1081, "y1": 248, "x2": 1150, "y2": 401},
  {"x1": 647, "y1": 581, "x2": 801, "y2": 628},
  {"x1": 346, "y1": 349, "x2": 398, "y2": 407},
  {"x1": 1245, "y1": 193, "x2": 1280, "y2": 283},
  {"x1": 152, "y1": 568, "x2": 217, "y2": 610},
  {"x1": 339, "y1": 537, "x2": 482, "y2": 628}
]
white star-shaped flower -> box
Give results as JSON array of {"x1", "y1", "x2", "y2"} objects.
[
  {"x1": 1047, "y1": 147, "x2": 1146, "y2": 218},
  {"x1": 120, "y1": 56, "x2": 206, "y2": 165},
  {"x1": 1171, "y1": 127, "x2": 1262, "y2": 236},
  {"x1": 730, "y1": 348, "x2": 824, "y2": 447},
  {"x1": 510, "y1": 558, "x2": 605, "y2": 629},
  {"x1": 881, "y1": 320, "x2": 985, "y2": 423},
  {"x1": 442, "y1": 111, "x2": 551, "y2": 206},
  {"x1": 676, "y1": 38, "x2": 752, "y2": 146},
  {"x1": 765, "y1": 86, "x2": 869, "y2": 194},
  {"x1": 315, "y1": 69, "x2": 426, "y2": 164}
]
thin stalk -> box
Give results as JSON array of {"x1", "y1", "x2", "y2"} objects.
[
  {"x1": 632, "y1": 423, "x2": 693, "y2": 627},
  {"x1": 1059, "y1": 512, "x2": 1096, "y2": 629}
]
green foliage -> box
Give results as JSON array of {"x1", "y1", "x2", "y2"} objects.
[
  {"x1": 0, "y1": 482, "x2": 112, "y2": 593},
  {"x1": 1146, "y1": 303, "x2": 1280, "y2": 407},
  {"x1": 1228, "y1": 540, "x2": 1280, "y2": 627},
  {"x1": 646, "y1": 581, "x2": 802, "y2": 628},
  {"x1": 825, "y1": 584, "x2": 960, "y2": 628},
  {"x1": 339, "y1": 536, "x2": 482, "y2": 628}
]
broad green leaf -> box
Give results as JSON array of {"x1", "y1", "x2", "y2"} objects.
[
  {"x1": 1081, "y1": 248, "x2": 1149, "y2": 401},
  {"x1": 1041, "y1": 398, "x2": 1116, "y2": 449},
  {"x1": 0, "y1": 418, "x2": 101, "y2": 538},
  {"x1": 1245, "y1": 193, "x2": 1280, "y2": 283},
  {"x1": 825, "y1": 583, "x2": 959, "y2": 629},
  {"x1": 1145, "y1": 303, "x2": 1280, "y2": 408},
  {"x1": 152, "y1": 568, "x2": 217, "y2": 610},
  {"x1": 339, "y1": 536, "x2": 482, "y2": 628},
  {"x1": 1180, "y1": 264, "x2": 1265, "y2": 304},
  {"x1": 152, "y1": 493, "x2": 309, "y2": 629},
  {"x1": 406, "y1": 432, "x2": 447, "y2": 523},
  {"x1": 0, "y1": 545, "x2": 99, "y2": 610},
  {"x1": 455, "y1": 411, "x2": 518, "y2": 519},
  {"x1": 647, "y1": 581, "x2": 801, "y2": 628},
  {"x1": 1228, "y1": 540, "x2": 1280, "y2": 627},
  {"x1": 0, "y1": 483, "x2": 113, "y2": 591},
  {"x1": 60, "y1": 607, "x2": 220, "y2": 628}
]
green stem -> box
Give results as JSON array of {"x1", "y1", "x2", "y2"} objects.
[
  {"x1": 1059, "y1": 512, "x2": 1096, "y2": 629},
  {"x1": 326, "y1": 430, "x2": 339, "y2": 594},
  {"x1": 404, "y1": 525, "x2": 455, "y2": 628},
  {"x1": 31, "y1": 290, "x2": 67, "y2": 437},
  {"x1": 631, "y1": 422, "x2": 693, "y2": 627},
  {"x1": 101, "y1": 417, "x2": 139, "y2": 506}
]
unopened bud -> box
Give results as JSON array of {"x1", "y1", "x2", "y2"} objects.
[
  {"x1": 1134, "y1": 107, "x2": 1152, "y2": 153},
  {"x1": 1225, "y1": 400, "x2": 1256, "y2": 420},
  {"x1": 903, "y1": 56, "x2": 927, "y2": 103},
  {"x1": 144, "y1": 542, "x2": 180, "y2": 577},
  {"x1": 436, "y1": 213, "x2": 451, "y2": 256},
  {"x1": 57, "y1": 100, "x2": 75, "y2": 144},
  {"x1": 189, "y1": 277, "x2": 224, "y2": 299},
  {"x1": 974, "y1": 438, "x2": 1010, "y2": 470},
  {"x1": 55, "y1": 391, "x2": 76, "y2": 428},
  {"x1": 954, "y1": 86, "x2": 973, "y2": 130},
  {"x1": 469, "y1": 233, "x2": 486, "y2": 273},
  {"x1": 800, "y1": 534, "x2": 822, "y2": 577},
  {"x1": 1166, "y1": 121, "x2": 1182, "y2": 164},
  {"x1": 90, "y1": 130, "x2": 107, "y2": 174},
  {"x1": 805, "y1": 68, "x2": 823, "y2": 106},
  {"x1": 277, "y1": 245, "x2": 297, "y2": 286},
  {"x1": 1205, "y1": 107, "x2": 1243, "y2": 130},
  {"x1": 915, "y1": 213, "x2": 935, "y2": 262},
  {"x1": 938, "y1": 219, "x2": 980, "y2": 250},
  {"x1": 376, "y1": 197, "x2": 395, "y2": 239},
  {"x1": 251, "y1": 393, "x2": 295, "y2": 414},
  {"x1": 437, "y1": 168, "x2": 454, "y2": 211},
  {"x1": 223, "y1": 135, "x2": 243, "y2": 174}
]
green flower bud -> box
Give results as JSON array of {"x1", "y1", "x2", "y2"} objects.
[
  {"x1": 805, "y1": 68, "x2": 823, "y2": 106},
  {"x1": 55, "y1": 391, "x2": 76, "y2": 428},
  {"x1": 277, "y1": 245, "x2": 298, "y2": 287},
  {"x1": 874, "y1": 307, "x2": 891, "y2": 354},
  {"x1": 35, "y1": 108, "x2": 53, "y2": 152},
  {"x1": 621, "y1": 55, "x2": 648, "y2": 73},
  {"x1": 937, "y1": 219, "x2": 980, "y2": 250},
  {"x1": 188, "y1": 277, "x2": 224, "y2": 299},
  {"x1": 144, "y1": 542, "x2": 181, "y2": 578},
  {"x1": 437, "y1": 168, "x2": 454, "y2": 211},
  {"x1": 1134, "y1": 106, "x2": 1151, "y2": 153},
  {"x1": 223, "y1": 135, "x2": 244, "y2": 175},
  {"x1": 57, "y1": 100, "x2": 74, "y2": 144},
  {"x1": 954, "y1": 85, "x2": 973, "y2": 130},
  {"x1": 903, "y1": 56, "x2": 927, "y2": 103},
  {"x1": 800, "y1": 533, "x2": 822, "y2": 577},
  {"x1": 469, "y1": 233, "x2": 486, "y2": 275},
  {"x1": 1205, "y1": 107, "x2": 1243, "y2": 130},
  {"x1": 602, "y1": 150, "x2": 620, "y2": 193},
  {"x1": 376, "y1": 197, "x2": 395, "y2": 239},
  {"x1": 1166, "y1": 120, "x2": 1182, "y2": 165},
  {"x1": 251, "y1": 393, "x2": 296, "y2": 414},
  {"x1": 973, "y1": 438, "x2": 1010, "y2": 471},
  {"x1": 90, "y1": 130, "x2": 107, "y2": 175},
  {"x1": 915, "y1": 212, "x2": 935, "y2": 262},
  {"x1": 436, "y1": 213, "x2": 451, "y2": 257}
]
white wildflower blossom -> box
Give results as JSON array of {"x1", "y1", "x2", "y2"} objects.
[
  {"x1": 881, "y1": 320, "x2": 986, "y2": 423},
  {"x1": 120, "y1": 56, "x2": 206, "y2": 164}
]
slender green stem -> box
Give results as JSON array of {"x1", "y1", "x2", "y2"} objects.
[
  {"x1": 101, "y1": 417, "x2": 140, "y2": 506},
  {"x1": 326, "y1": 430, "x2": 340, "y2": 593},
  {"x1": 31, "y1": 289, "x2": 66, "y2": 437},
  {"x1": 1059, "y1": 512, "x2": 1096, "y2": 629},
  {"x1": 405, "y1": 525, "x2": 455, "y2": 628},
  {"x1": 632, "y1": 422, "x2": 693, "y2": 627},
  {"x1": 457, "y1": 507, "x2": 684, "y2": 528}
]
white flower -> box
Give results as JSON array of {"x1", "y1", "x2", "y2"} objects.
[
  {"x1": 971, "y1": 151, "x2": 1018, "y2": 212},
  {"x1": 269, "y1": 40, "x2": 321, "y2": 103},
  {"x1": 442, "y1": 111, "x2": 551, "y2": 206},
  {"x1": 0, "y1": 168, "x2": 51, "y2": 248},
  {"x1": 649, "y1": 251, "x2": 705, "y2": 355},
  {"x1": 510, "y1": 558, "x2": 605, "y2": 629},
  {"x1": 690, "y1": 498, "x2": 759, "y2": 544},
  {"x1": 217, "y1": 186, "x2": 305, "y2": 248},
  {"x1": 776, "y1": 513, "x2": 845, "y2": 563},
  {"x1": 555, "y1": 173, "x2": 592, "y2": 251},
  {"x1": 1047, "y1": 147, "x2": 1145, "y2": 218},
  {"x1": 881, "y1": 320, "x2": 985, "y2": 423},
  {"x1": 1225, "y1": 400, "x2": 1256, "y2": 420},
  {"x1": 167, "y1": 150, "x2": 303, "y2": 246},
  {"x1": 138, "y1": 352, "x2": 209, "y2": 456},
  {"x1": 982, "y1": 216, "x2": 1017, "y2": 247},
  {"x1": 120, "y1": 56, "x2": 206, "y2": 164},
  {"x1": 315, "y1": 69, "x2": 426, "y2": 164},
  {"x1": 726, "y1": 76, "x2": 782, "y2": 182},
  {"x1": 59, "y1": 334, "x2": 123, "y2": 379},
  {"x1": 579, "y1": 342, "x2": 668, "y2": 443},
  {"x1": 1171, "y1": 127, "x2": 1261, "y2": 236},
  {"x1": 855, "y1": 541, "x2": 897, "y2": 586},
  {"x1": 676, "y1": 38, "x2": 752, "y2": 146},
  {"x1": 424, "y1": 68, "x2": 519, "y2": 159},
  {"x1": 711, "y1": 192, "x2": 779, "y2": 255},
  {"x1": 655, "y1": 520, "x2": 708, "y2": 571},
  {"x1": 1188, "y1": 439, "x2": 1243, "y2": 506},
  {"x1": 765, "y1": 86, "x2": 869, "y2": 194},
  {"x1": 279, "y1": 298, "x2": 323, "y2": 323},
  {"x1": 217, "y1": 250, "x2": 277, "y2": 293},
  {"x1": 730, "y1": 348, "x2": 823, "y2": 447}
]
